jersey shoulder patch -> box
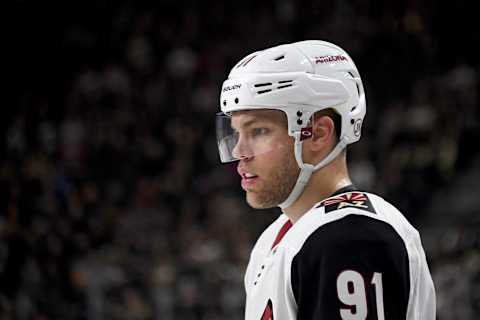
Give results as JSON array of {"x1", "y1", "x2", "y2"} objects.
[{"x1": 315, "y1": 191, "x2": 376, "y2": 214}]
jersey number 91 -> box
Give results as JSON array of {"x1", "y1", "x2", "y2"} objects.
[{"x1": 336, "y1": 270, "x2": 385, "y2": 320}]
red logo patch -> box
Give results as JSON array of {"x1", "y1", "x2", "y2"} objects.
[
  {"x1": 300, "y1": 127, "x2": 313, "y2": 141},
  {"x1": 261, "y1": 300, "x2": 274, "y2": 320}
]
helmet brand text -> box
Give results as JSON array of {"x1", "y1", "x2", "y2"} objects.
[
  {"x1": 222, "y1": 84, "x2": 242, "y2": 92},
  {"x1": 315, "y1": 55, "x2": 347, "y2": 64}
]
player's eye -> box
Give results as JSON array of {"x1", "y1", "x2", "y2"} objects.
[{"x1": 250, "y1": 127, "x2": 270, "y2": 137}]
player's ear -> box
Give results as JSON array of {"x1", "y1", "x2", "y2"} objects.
[{"x1": 307, "y1": 114, "x2": 336, "y2": 152}]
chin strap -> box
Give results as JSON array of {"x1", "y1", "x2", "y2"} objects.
[{"x1": 277, "y1": 132, "x2": 348, "y2": 209}]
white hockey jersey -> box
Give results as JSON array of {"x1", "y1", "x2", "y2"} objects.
[{"x1": 244, "y1": 187, "x2": 436, "y2": 319}]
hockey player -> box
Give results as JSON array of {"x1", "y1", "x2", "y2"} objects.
[{"x1": 216, "y1": 40, "x2": 436, "y2": 319}]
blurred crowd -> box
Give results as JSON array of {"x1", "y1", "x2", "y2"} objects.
[{"x1": 2, "y1": 0, "x2": 479, "y2": 319}]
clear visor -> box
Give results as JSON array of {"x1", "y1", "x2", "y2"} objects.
[{"x1": 216, "y1": 111, "x2": 291, "y2": 163}]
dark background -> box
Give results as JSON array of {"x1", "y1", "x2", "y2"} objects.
[{"x1": 2, "y1": 0, "x2": 479, "y2": 319}]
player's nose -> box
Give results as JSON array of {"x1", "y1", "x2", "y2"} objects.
[{"x1": 232, "y1": 137, "x2": 254, "y2": 161}]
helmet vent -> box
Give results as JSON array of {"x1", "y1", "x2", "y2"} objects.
[
  {"x1": 277, "y1": 80, "x2": 294, "y2": 89},
  {"x1": 257, "y1": 89, "x2": 272, "y2": 94},
  {"x1": 254, "y1": 82, "x2": 273, "y2": 94},
  {"x1": 273, "y1": 55, "x2": 285, "y2": 61},
  {"x1": 255, "y1": 80, "x2": 295, "y2": 95},
  {"x1": 254, "y1": 82, "x2": 272, "y2": 88}
]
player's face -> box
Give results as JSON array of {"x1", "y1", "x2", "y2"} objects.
[{"x1": 231, "y1": 110, "x2": 299, "y2": 209}]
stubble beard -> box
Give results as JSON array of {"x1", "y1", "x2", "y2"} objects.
[{"x1": 246, "y1": 153, "x2": 300, "y2": 209}]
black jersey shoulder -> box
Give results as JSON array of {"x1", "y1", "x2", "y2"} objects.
[{"x1": 291, "y1": 214, "x2": 410, "y2": 320}]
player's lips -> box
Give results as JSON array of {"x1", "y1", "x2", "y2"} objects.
[{"x1": 237, "y1": 167, "x2": 259, "y2": 190}]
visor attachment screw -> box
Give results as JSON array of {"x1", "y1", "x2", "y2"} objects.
[
  {"x1": 350, "y1": 119, "x2": 355, "y2": 124},
  {"x1": 223, "y1": 100, "x2": 227, "y2": 106},
  {"x1": 296, "y1": 111, "x2": 303, "y2": 117},
  {"x1": 234, "y1": 97, "x2": 239, "y2": 104},
  {"x1": 297, "y1": 119, "x2": 303, "y2": 125}
]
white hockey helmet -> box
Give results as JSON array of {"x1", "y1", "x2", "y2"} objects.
[{"x1": 216, "y1": 40, "x2": 366, "y2": 208}]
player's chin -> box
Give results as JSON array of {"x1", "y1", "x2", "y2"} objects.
[{"x1": 246, "y1": 192, "x2": 278, "y2": 209}]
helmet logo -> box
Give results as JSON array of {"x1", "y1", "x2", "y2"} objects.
[
  {"x1": 315, "y1": 55, "x2": 347, "y2": 64},
  {"x1": 300, "y1": 127, "x2": 313, "y2": 141},
  {"x1": 236, "y1": 54, "x2": 257, "y2": 68},
  {"x1": 353, "y1": 119, "x2": 363, "y2": 137}
]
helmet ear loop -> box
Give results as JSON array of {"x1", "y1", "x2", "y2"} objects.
[
  {"x1": 278, "y1": 130, "x2": 349, "y2": 209},
  {"x1": 293, "y1": 131, "x2": 315, "y2": 172},
  {"x1": 278, "y1": 132, "x2": 314, "y2": 209}
]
